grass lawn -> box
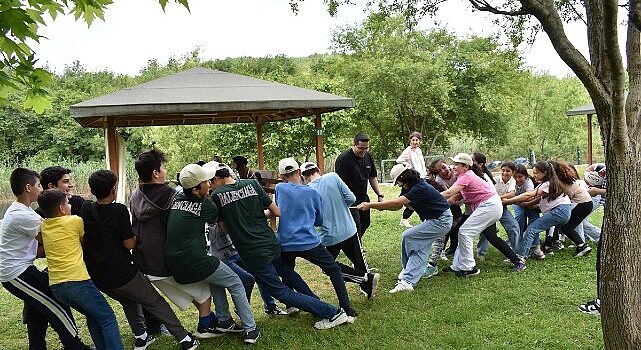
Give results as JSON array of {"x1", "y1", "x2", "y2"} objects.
[{"x1": 0, "y1": 185, "x2": 604, "y2": 349}]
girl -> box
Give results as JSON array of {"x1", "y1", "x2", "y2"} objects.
[
  {"x1": 511, "y1": 164, "x2": 544, "y2": 257},
  {"x1": 396, "y1": 132, "x2": 428, "y2": 228},
  {"x1": 504, "y1": 161, "x2": 574, "y2": 259},
  {"x1": 441, "y1": 153, "x2": 524, "y2": 276},
  {"x1": 427, "y1": 158, "x2": 462, "y2": 258},
  {"x1": 357, "y1": 163, "x2": 452, "y2": 293}
]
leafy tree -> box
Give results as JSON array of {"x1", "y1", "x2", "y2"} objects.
[{"x1": 315, "y1": 1, "x2": 641, "y2": 347}]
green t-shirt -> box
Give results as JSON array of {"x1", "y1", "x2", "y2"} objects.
[
  {"x1": 211, "y1": 179, "x2": 280, "y2": 271},
  {"x1": 165, "y1": 191, "x2": 220, "y2": 284}
]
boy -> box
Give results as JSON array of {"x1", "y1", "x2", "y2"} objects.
[
  {"x1": 166, "y1": 163, "x2": 260, "y2": 344},
  {"x1": 37, "y1": 189, "x2": 123, "y2": 350},
  {"x1": 39, "y1": 166, "x2": 86, "y2": 215},
  {"x1": 0, "y1": 168, "x2": 91, "y2": 350},
  {"x1": 276, "y1": 158, "x2": 356, "y2": 320},
  {"x1": 210, "y1": 162, "x2": 348, "y2": 330},
  {"x1": 130, "y1": 149, "x2": 219, "y2": 340},
  {"x1": 81, "y1": 170, "x2": 198, "y2": 350},
  {"x1": 300, "y1": 161, "x2": 380, "y2": 299}
]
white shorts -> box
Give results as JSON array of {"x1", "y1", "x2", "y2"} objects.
[{"x1": 149, "y1": 276, "x2": 211, "y2": 310}]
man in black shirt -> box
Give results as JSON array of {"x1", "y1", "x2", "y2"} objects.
[{"x1": 335, "y1": 133, "x2": 384, "y2": 238}]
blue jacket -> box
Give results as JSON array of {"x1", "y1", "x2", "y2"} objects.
[
  {"x1": 275, "y1": 182, "x2": 323, "y2": 252},
  {"x1": 308, "y1": 172, "x2": 357, "y2": 246}
]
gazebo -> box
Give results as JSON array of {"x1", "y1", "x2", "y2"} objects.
[
  {"x1": 565, "y1": 102, "x2": 596, "y2": 164},
  {"x1": 70, "y1": 67, "x2": 354, "y2": 201}
]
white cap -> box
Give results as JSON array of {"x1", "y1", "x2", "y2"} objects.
[
  {"x1": 278, "y1": 158, "x2": 299, "y2": 175},
  {"x1": 300, "y1": 161, "x2": 319, "y2": 173},
  {"x1": 179, "y1": 163, "x2": 216, "y2": 189},
  {"x1": 390, "y1": 163, "x2": 412, "y2": 183},
  {"x1": 449, "y1": 153, "x2": 473, "y2": 166}
]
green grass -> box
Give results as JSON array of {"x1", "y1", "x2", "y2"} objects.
[{"x1": 0, "y1": 185, "x2": 604, "y2": 349}]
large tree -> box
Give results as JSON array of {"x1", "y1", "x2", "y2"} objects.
[{"x1": 308, "y1": 0, "x2": 638, "y2": 348}]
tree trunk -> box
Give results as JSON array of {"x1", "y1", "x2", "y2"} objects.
[{"x1": 600, "y1": 146, "x2": 641, "y2": 348}]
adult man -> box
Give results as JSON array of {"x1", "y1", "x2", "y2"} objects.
[
  {"x1": 300, "y1": 161, "x2": 379, "y2": 299},
  {"x1": 334, "y1": 133, "x2": 384, "y2": 238}
]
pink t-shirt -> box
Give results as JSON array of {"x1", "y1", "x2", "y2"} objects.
[
  {"x1": 453, "y1": 170, "x2": 497, "y2": 211},
  {"x1": 537, "y1": 181, "x2": 571, "y2": 213}
]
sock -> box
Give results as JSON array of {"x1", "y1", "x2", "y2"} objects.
[
  {"x1": 198, "y1": 315, "x2": 210, "y2": 327},
  {"x1": 135, "y1": 332, "x2": 147, "y2": 340}
]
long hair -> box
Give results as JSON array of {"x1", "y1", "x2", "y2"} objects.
[
  {"x1": 533, "y1": 161, "x2": 564, "y2": 201},
  {"x1": 472, "y1": 152, "x2": 496, "y2": 184},
  {"x1": 552, "y1": 161, "x2": 578, "y2": 185},
  {"x1": 428, "y1": 158, "x2": 444, "y2": 176},
  {"x1": 514, "y1": 164, "x2": 534, "y2": 184}
]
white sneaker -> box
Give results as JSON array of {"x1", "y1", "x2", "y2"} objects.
[
  {"x1": 285, "y1": 307, "x2": 300, "y2": 315},
  {"x1": 399, "y1": 219, "x2": 413, "y2": 228},
  {"x1": 314, "y1": 309, "x2": 348, "y2": 330},
  {"x1": 389, "y1": 280, "x2": 414, "y2": 293}
]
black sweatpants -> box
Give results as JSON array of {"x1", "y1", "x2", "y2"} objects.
[{"x1": 325, "y1": 233, "x2": 369, "y2": 284}]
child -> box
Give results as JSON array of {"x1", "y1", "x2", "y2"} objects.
[
  {"x1": 428, "y1": 158, "x2": 462, "y2": 256},
  {"x1": 511, "y1": 164, "x2": 542, "y2": 251},
  {"x1": 0, "y1": 168, "x2": 91, "y2": 350},
  {"x1": 276, "y1": 158, "x2": 356, "y2": 320},
  {"x1": 358, "y1": 163, "x2": 452, "y2": 293},
  {"x1": 39, "y1": 166, "x2": 86, "y2": 215},
  {"x1": 396, "y1": 132, "x2": 428, "y2": 228},
  {"x1": 166, "y1": 163, "x2": 259, "y2": 344},
  {"x1": 80, "y1": 170, "x2": 198, "y2": 350},
  {"x1": 37, "y1": 189, "x2": 123, "y2": 350},
  {"x1": 209, "y1": 163, "x2": 348, "y2": 330},
  {"x1": 300, "y1": 161, "x2": 380, "y2": 299}
]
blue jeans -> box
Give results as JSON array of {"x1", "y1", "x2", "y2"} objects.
[
  {"x1": 50, "y1": 280, "x2": 123, "y2": 350},
  {"x1": 400, "y1": 210, "x2": 452, "y2": 285},
  {"x1": 477, "y1": 206, "x2": 521, "y2": 255},
  {"x1": 250, "y1": 255, "x2": 339, "y2": 319},
  {"x1": 513, "y1": 204, "x2": 541, "y2": 246},
  {"x1": 281, "y1": 244, "x2": 351, "y2": 311},
  {"x1": 223, "y1": 254, "x2": 278, "y2": 311},
  {"x1": 516, "y1": 204, "x2": 571, "y2": 257},
  {"x1": 204, "y1": 263, "x2": 256, "y2": 331}
]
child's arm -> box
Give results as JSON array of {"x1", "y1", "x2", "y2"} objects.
[
  {"x1": 502, "y1": 188, "x2": 537, "y2": 205},
  {"x1": 357, "y1": 196, "x2": 409, "y2": 212},
  {"x1": 441, "y1": 184, "x2": 464, "y2": 199},
  {"x1": 264, "y1": 202, "x2": 280, "y2": 218}
]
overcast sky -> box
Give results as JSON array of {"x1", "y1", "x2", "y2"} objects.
[{"x1": 31, "y1": 0, "x2": 596, "y2": 77}]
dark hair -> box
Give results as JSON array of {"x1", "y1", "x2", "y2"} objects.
[
  {"x1": 183, "y1": 182, "x2": 206, "y2": 197},
  {"x1": 396, "y1": 169, "x2": 421, "y2": 188},
  {"x1": 426, "y1": 178, "x2": 446, "y2": 192},
  {"x1": 37, "y1": 189, "x2": 67, "y2": 218},
  {"x1": 500, "y1": 162, "x2": 516, "y2": 172},
  {"x1": 353, "y1": 133, "x2": 370, "y2": 144},
  {"x1": 552, "y1": 161, "x2": 578, "y2": 185},
  {"x1": 195, "y1": 160, "x2": 206, "y2": 166},
  {"x1": 471, "y1": 152, "x2": 496, "y2": 184},
  {"x1": 533, "y1": 161, "x2": 564, "y2": 201},
  {"x1": 232, "y1": 156, "x2": 248, "y2": 167},
  {"x1": 215, "y1": 167, "x2": 232, "y2": 179},
  {"x1": 10, "y1": 168, "x2": 40, "y2": 196},
  {"x1": 88, "y1": 170, "x2": 117, "y2": 200},
  {"x1": 135, "y1": 149, "x2": 167, "y2": 182},
  {"x1": 409, "y1": 131, "x2": 422, "y2": 140},
  {"x1": 428, "y1": 158, "x2": 445, "y2": 175},
  {"x1": 514, "y1": 164, "x2": 534, "y2": 183},
  {"x1": 302, "y1": 167, "x2": 320, "y2": 177},
  {"x1": 40, "y1": 166, "x2": 71, "y2": 189},
  {"x1": 213, "y1": 155, "x2": 224, "y2": 163}
]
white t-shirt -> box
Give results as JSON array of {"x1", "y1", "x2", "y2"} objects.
[
  {"x1": 0, "y1": 202, "x2": 42, "y2": 282},
  {"x1": 494, "y1": 175, "x2": 516, "y2": 196},
  {"x1": 396, "y1": 146, "x2": 427, "y2": 178}
]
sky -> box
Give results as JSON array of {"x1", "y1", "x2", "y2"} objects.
[{"x1": 31, "y1": 0, "x2": 595, "y2": 77}]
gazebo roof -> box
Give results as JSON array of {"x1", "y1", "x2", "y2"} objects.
[
  {"x1": 566, "y1": 102, "x2": 595, "y2": 116},
  {"x1": 70, "y1": 67, "x2": 355, "y2": 128}
]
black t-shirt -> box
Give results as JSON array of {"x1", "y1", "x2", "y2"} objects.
[
  {"x1": 80, "y1": 201, "x2": 138, "y2": 290},
  {"x1": 335, "y1": 148, "x2": 377, "y2": 204},
  {"x1": 402, "y1": 180, "x2": 450, "y2": 221}
]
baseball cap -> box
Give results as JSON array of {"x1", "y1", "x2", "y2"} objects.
[
  {"x1": 390, "y1": 163, "x2": 412, "y2": 183},
  {"x1": 449, "y1": 153, "x2": 473, "y2": 166},
  {"x1": 179, "y1": 163, "x2": 216, "y2": 189},
  {"x1": 278, "y1": 158, "x2": 299, "y2": 175},
  {"x1": 300, "y1": 161, "x2": 319, "y2": 173}
]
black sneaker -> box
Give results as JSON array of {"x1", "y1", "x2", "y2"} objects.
[
  {"x1": 134, "y1": 334, "x2": 156, "y2": 350},
  {"x1": 243, "y1": 329, "x2": 260, "y2": 344},
  {"x1": 180, "y1": 335, "x2": 199, "y2": 350},
  {"x1": 194, "y1": 320, "x2": 224, "y2": 339},
  {"x1": 578, "y1": 298, "x2": 601, "y2": 316},
  {"x1": 359, "y1": 272, "x2": 380, "y2": 299},
  {"x1": 455, "y1": 266, "x2": 480, "y2": 277},
  {"x1": 574, "y1": 243, "x2": 592, "y2": 257},
  {"x1": 264, "y1": 307, "x2": 287, "y2": 316},
  {"x1": 443, "y1": 247, "x2": 456, "y2": 256},
  {"x1": 442, "y1": 266, "x2": 456, "y2": 274},
  {"x1": 215, "y1": 319, "x2": 244, "y2": 333}
]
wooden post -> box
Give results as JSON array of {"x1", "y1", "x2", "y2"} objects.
[
  {"x1": 315, "y1": 113, "x2": 325, "y2": 172},
  {"x1": 256, "y1": 122, "x2": 264, "y2": 170},
  {"x1": 106, "y1": 117, "x2": 119, "y2": 176},
  {"x1": 587, "y1": 114, "x2": 593, "y2": 165}
]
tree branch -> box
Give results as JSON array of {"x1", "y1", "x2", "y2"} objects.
[{"x1": 468, "y1": 0, "x2": 529, "y2": 16}]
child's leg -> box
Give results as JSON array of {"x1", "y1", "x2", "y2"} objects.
[
  {"x1": 205, "y1": 263, "x2": 257, "y2": 332},
  {"x1": 482, "y1": 224, "x2": 520, "y2": 264},
  {"x1": 326, "y1": 238, "x2": 367, "y2": 284},
  {"x1": 296, "y1": 246, "x2": 352, "y2": 312}
]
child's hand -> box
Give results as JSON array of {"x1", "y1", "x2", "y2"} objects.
[{"x1": 356, "y1": 202, "x2": 370, "y2": 211}]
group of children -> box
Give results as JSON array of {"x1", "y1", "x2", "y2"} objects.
[{"x1": 0, "y1": 148, "x2": 385, "y2": 350}]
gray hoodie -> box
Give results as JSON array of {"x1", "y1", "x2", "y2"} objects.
[{"x1": 130, "y1": 183, "x2": 176, "y2": 277}]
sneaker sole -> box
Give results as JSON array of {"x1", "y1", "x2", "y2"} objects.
[
  {"x1": 369, "y1": 273, "x2": 380, "y2": 299},
  {"x1": 346, "y1": 315, "x2": 357, "y2": 323},
  {"x1": 575, "y1": 247, "x2": 593, "y2": 257},
  {"x1": 243, "y1": 333, "x2": 260, "y2": 344},
  {"x1": 215, "y1": 328, "x2": 244, "y2": 334},
  {"x1": 314, "y1": 312, "x2": 348, "y2": 330},
  {"x1": 134, "y1": 337, "x2": 156, "y2": 350},
  {"x1": 578, "y1": 306, "x2": 601, "y2": 316},
  {"x1": 193, "y1": 331, "x2": 224, "y2": 339}
]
